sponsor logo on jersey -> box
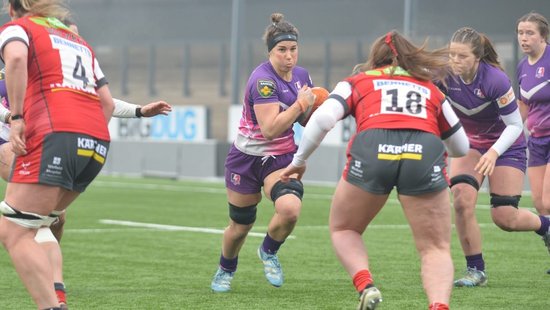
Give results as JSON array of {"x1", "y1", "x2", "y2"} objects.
[
  {"x1": 497, "y1": 87, "x2": 515, "y2": 107},
  {"x1": 256, "y1": 80, "x2": 275, "y2": 98},
  {"x1": 257, "y1": 79, "x2": 276, "y2": 98},
  {"x1": 536, "y1": 67, "x2": 545, "y2": 78},
  {"x1": 377, "y1": 143, "x2": 423, "y2": 160}
]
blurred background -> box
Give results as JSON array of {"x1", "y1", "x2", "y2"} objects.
[
  {"x1": 0, "y1": 0, "x2": 548, "y2": 182},
  {"x1": 1, "y1": 0, "x2": 548, "y2": 140}
]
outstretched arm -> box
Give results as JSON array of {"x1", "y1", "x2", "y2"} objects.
[
  {"x1": 113, "y1": 99, "x2": 172, "y2": 118},
  {"x1": 280, "y1": 82, "x2": 348, "y2": 181}
]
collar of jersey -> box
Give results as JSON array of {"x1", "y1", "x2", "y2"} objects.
[{"x1": 365, "y1": 66, "x2": 411, "y2": 77}]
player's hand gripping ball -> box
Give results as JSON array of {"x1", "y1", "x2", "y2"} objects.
[{"x1": 298, "y1": 86, "x2": 329, "y2": 126}]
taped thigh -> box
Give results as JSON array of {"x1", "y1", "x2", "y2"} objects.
[
  {"x1": 229, "y1": 203, "x2": 257, "y2": 225},
  {"x1": 270, "y1": 179, "x2": 304, "y2": 202},
  {"x1": 449, "y1": 174, "x2": 480, "y2": 191},
  {"x1": 490, "y1": 194, "x2": 521, "y2": 208},
  {"x1": 43, "y1": 210, "x2": 65, "y2": 227},
  {"x1": 0, "y1": 201, "x2": 48, "y2": 229}
]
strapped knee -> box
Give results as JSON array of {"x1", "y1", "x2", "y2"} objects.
[
  {"x1": 490, "y1": 194, "x2": 521, "y2": 208},
  {"x1": 229, "y1": 203, "x2": 257, "y2": 225},
  {"x1": 43, "y1": 210, "x2": 64, "y2": 227},
  {"x1": 0, "y1": 201, "x2": 48, "y2": 229},
  {"x1": 450, "y1": 174, "x2": 480, "y2": 191},
  {"x1": 270, "y1": 179, "x2": 304, "y2": 202}
]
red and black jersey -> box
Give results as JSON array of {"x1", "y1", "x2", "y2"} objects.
[
  {"x1": 344, "y1": 66, "x2": 452, "y2": 138},
  {"x1": 0, "y1": 16, "x2": 109, "y2": 141}
]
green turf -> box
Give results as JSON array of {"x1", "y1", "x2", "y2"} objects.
[{"x1": 0, "y1": 176, "x2": 548, "y2": 309}]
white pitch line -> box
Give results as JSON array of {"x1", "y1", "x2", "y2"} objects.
[
  {"x1": 92, "y1": 181, "x2": 536, "y2": 210},
  {"x1": 99, "y1": 219, "x2": 296, "y2": 239},
  {"x1": 66, "y1": 228, "x2": 155, "y2": 233},
  {"x1": 256, "y1": 223, "x2": 500, "y2": 230},
  {"x1": 66, "y1": 222, "x2": 500, "y2": 235}
]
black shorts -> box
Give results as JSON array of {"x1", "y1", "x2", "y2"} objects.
[
  {"x1": 37, "y1": 132, "x2": 109, "y2": 192},
  {"x1": 343, "y1": 129, "x2": 449, "y2": 195}
]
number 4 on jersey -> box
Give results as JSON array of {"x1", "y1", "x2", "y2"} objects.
[{"x1": 73, "y1": 55, "x2": 89, "y2": 88}]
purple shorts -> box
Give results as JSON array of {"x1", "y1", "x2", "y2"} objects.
[
  {"x1": 473, "y1": 144, "x2": 527, "y2": 173},
  {"x1": 224, "y1": 144, "x2": 294, "y2": 194},
  {"x1": 527, "y1": 135, "x2": 550, "y2": 167}
]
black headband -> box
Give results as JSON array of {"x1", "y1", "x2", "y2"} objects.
[{"x1": 267, "y1": 33, "x2": 298, "y2": 52}]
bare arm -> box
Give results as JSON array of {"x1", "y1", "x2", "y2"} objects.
[
  {"x1": 254, "y1": 85, "x2": 314, "y2": 140},
  {"x1": 113, "y1": 99, "x2": 172, "y2": 118},
  {"x1": 96, "y1": 85, "x2": 114, "y2": 123},
  {"x1": 4, "y1": 41, "x2": 28, "y2": 155}
]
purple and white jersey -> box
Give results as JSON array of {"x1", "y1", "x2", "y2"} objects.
[
  {"x1": 442, "y1": 61, "x2": 525, "y2": 149},
  {"x1": 234, "y1": 61, "x2": 313, "y2": 156},
  {"x1": 517, "y1": 45, "x2": 550, "y2": 138},
  {"x1": 0, "y1": 71, "x2": 9, "y2": 144}
]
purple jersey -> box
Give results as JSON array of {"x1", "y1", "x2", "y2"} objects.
[
  {"x1": 0, "y1": 70, "x2": 9, "y2": 144},
  {"x1": 517, "y1": 45, "x2": 550, "y2": 138},
  {"x1": 442, "y1": 61, "x2": 525, "y2": 149},
  {"x1": 234, "y1": 61, "x2": 313, "y2": 156}
]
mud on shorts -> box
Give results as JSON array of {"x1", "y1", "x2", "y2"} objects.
[
  {"x1": 10, "y1": 132, "x2": 110, "y2": 193},
  {"x1": 343, "y1": 129, "x2": 449, "y2": 195},
  {"x1": 224, "y1": 144, "x2": 294, "y2": 194}
]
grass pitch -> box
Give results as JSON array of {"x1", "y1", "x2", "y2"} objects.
[{"x1": 0, "y1": 175, "x2": 548, "y2": 309}]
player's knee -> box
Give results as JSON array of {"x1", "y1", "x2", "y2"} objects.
[
  {"x1": 270, "y1": 179, "x2": 304, "y2": 202},
  {"x1": 490, "y1": 193, "x2": 521, "y2": 209},
  {"x1": 0, "y1": 201, "x2": 49, "y2": 229},
  {"x1": 228, "y1": 203, "x2": 257, "y2": 225},
  {"x1": 34, "y1": 227, "x2": 58, "y2": 243},
  {"x1": 274, "y1": 202, "x2": 301, "y2": 225},
  {"x1": 49, "y1": 211, "x2": 66, "y2": 242},
  {"x1": 450, "y1": 175, "x2": 480, "y2": 213}
]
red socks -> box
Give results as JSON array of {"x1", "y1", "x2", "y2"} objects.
[
  {"x1": 352, "y1": 269, "x2": 373, "y2": 292},
  {"x1": 429, "y1": 302, "x2": 449, "y2": 310}
]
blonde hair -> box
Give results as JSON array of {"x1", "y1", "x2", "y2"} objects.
[{"x1": 6, "y1": 0, "x2": 70, "y2": 21}]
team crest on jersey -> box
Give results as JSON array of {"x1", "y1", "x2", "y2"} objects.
[
  {"x1": 474, "y1": 88, "x2": 485, "y2": 98},
  {"x1": 231, "y1": 173, "x2": 241, "y2": 186},
  {"x1": 257, "y1": 79, "x2": 276, "y2": 98},
  {"x1": 536, "y1": 67, "x2": 545, "y2": 78}
]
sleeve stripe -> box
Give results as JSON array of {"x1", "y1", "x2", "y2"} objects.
[
  {"x1": 96, "y1": 77, "x2": 108, "y2": 88},
  {"x1": 441, "y1": 123, "x2": 462, "y2": 140},
  {"x1": 328, "y1": 93, "x2": 349, "y2": 115},
  {"x1": 0, "y1": 37, "x2": 28, "y2": 62}
]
